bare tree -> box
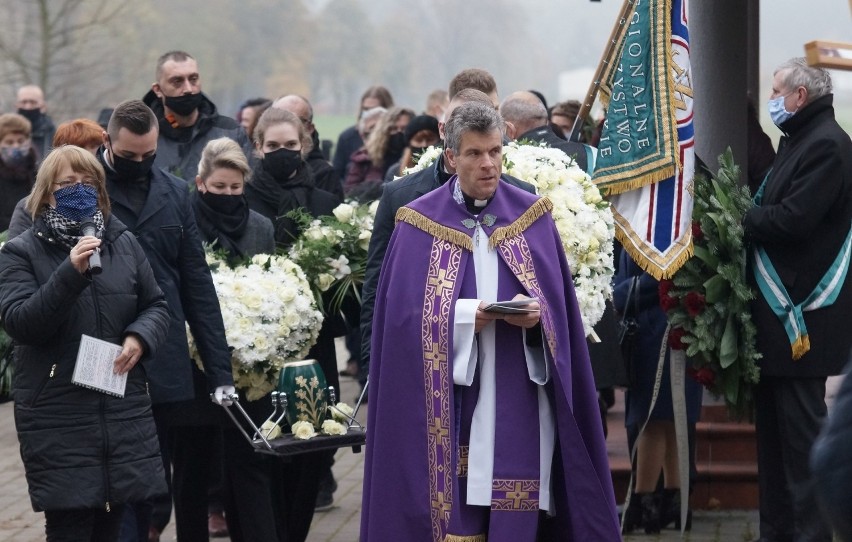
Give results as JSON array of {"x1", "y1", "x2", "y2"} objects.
[{"x1": 0, "y1": 0, "x2": 133, "y2": 119}]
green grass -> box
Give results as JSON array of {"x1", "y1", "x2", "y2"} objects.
[{"x1": 314, "y1": 115, "x2": 358, "y2": 153}]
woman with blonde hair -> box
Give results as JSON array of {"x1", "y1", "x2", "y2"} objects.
[
  {"x1": 0, "y1": 145, "x2": 169, "y2": 541},
  {"x1": 344, "y1": 106, "x2": 414, "y2": 200}
]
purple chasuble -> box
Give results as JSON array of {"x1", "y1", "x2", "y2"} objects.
[{"x1": 361, "y1": 179, "x2": 620, "y2": 541}]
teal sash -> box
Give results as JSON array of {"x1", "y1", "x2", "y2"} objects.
[{"x1": 751, "y1": 174, "x2": 852, "y2": 359}]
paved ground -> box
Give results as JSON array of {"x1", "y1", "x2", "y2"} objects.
[{"x1": 9, "y1": 342, "x2": 840, "y2": 540}]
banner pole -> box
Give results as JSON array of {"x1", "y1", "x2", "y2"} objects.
[{"x1": 569, "y1": 0, "x2": 638, "y2": 142}]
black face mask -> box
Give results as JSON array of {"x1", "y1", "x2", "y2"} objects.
[
  {"x1": 386, "y1": 132, "x2": 406, "y2": 162},
  {"x1": 262, "y1": 148, "x2": 302, "y2": 182},
  {"x1": 200, "y1": 191, "x2": 246, "y2": 215},
  {"x1": 164, "y1": 93, "x2": 203, "y2": 116},
  {"x1": 17, "y1": 108, "x2": 42, "y2": 124},
  {"x1": 110, "y1": 147, "x2": 156, "y2": 181},
  {"x1": 410, "y1": 145, "x2": 428, "y2": 158}
]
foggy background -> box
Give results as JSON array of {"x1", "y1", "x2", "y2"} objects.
[{"x1": 0, "y1": 0, "x2": 849, "y2": 133}]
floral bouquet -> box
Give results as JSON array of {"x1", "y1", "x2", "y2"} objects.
[
  {"x1": 660, "y1": 149, "x2": 761, "y2": 419},
  {"x1": 404, "y1": 143, "x2": 615, "y2": 333},
  {"x1": 261, "y1": 402, "x2": 356, "y2": 441},
  {"x1": 288, "y1": 200, "x2": 378, "y2": 315},
  {"x1": 188, "y1": 252, "x2": 324, "y2": 401}
]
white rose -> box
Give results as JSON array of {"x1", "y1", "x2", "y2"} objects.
[
  {"x1": 321, "y1": 419, "x2": 348, "y2": 435},
  {"x1": 260, "y1": 420, "x2": 282, "y2": 439},
  {"x1": 368, "y1": 200, "x2": 380, "y2": 216},
  {"x1": 333, "y1": 203, "x2": 355, "y2": 223},
  {"x1": 329, "y1": 402, "x2": 354, "y2": 423},
  {"x1": 317, "y1": 273, "x2": 336, "y2": 292},
  {"x1": 291, "y1": 420, "x2": 317, "y2": 440}
]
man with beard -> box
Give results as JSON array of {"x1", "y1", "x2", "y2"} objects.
[
  {"x1": 15, "y1": 85, "x2": 55, "y2": 162},
  {"x1": 142, "y1": 51, "x2": 250, "y2": 182},
  {"x1": 271, "y1": 94, "x2": 343, "y2": 199},
  {"x1": 98, "y1": 100, "x2": 235, "y2": 542}
]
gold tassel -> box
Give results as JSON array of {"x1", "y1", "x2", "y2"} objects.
[
  {"x1": 489, "y1": 197, "x2": 553, "y2": 249},
  {"x1": 792, "y1": 334, "x2": 811, "y2": 361},
  {"x1": 395, "y1": 207, "x2": 473, "y2": 251}
]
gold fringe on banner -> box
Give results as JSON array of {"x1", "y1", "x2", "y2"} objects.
[
  {"x1": 395, "y1": 207, "x2": 473, "y2": 251},
  {"x1": 489, "y1": 197, "x2": 553, "y2": 249},
  {"x1": 599, "y1": 165, "x2": 677, "y2": 196},
  {"x1": 614, "y1": 226, "x2": 694, "y2": 281}
]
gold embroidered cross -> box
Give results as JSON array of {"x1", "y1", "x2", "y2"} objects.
[
  {"x1": 505, "y1": 482, "x2": 530, "y2": 509},
  {"x1": 429, "y1": 416, "x2": 449, "y2": 440},
  {"x1": 428, "y1": 269, "x2": 452, "y2": 297},
  {"x1": 424, "y1": 343, "x2": 446, "y2": 370},
  {"x1": 431, "y1": 491, "x2": 451, "y2": 515}
]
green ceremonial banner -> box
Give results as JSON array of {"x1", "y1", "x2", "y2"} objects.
[{"x1": 593, "y1": 0, "x2": 679, "y2": 195}]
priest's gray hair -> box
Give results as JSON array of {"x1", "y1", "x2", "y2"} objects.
[
  {"x1": 444, "y1": 102, "x2": 505, "y2": 154},
  {"x1": 775, "y1": 57, "x2": 832, "y2": 103}
]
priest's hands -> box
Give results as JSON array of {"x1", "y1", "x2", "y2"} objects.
[
  {"x1": 475, "y1": 294, "x2": 541, "y2": 331},
  {"x1": 503, "y1": 294, "x2": 540, "y2": 329}
]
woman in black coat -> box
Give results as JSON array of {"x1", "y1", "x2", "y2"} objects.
[
  {"x1": 245, "y1": 107, "x2": 340, "y2": 248},
  {"x1": 0, "y1": 145, "x2": 170, "y2": 541},
  {"x1": 239, "y1": 107, "x2": 345, "y2": 542}
]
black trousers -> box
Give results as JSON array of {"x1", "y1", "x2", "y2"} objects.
[
  {"x1": 755, "y1": 375, "x2": 832, "y2": 542},
  {"x1": 223, "y1": 397, "x2": 324, "y2": 542},
  {"x1": 45, "y1": 505, "x2": 125, "y2": 542}
]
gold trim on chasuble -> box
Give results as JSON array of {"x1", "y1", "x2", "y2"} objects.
[
  {"x1": 444, "y1": 534, "x2": 487, "y2": 542},
  {"x1": 491, "y1": 479, "x2": 541, "y2": 511},
  {"x1": 495, "y1": 234, "x2": 558, "y2": 359},
  {"x1": 457, "y1": 445, "x2": 469, "y2": 477},
  {"x1": 422, "y1": 236, "x2": 464, "y2": 541}
]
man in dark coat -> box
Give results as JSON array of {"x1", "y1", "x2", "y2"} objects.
[
  {"x1": 271, "y1": 94, "x2": 343, "y2": 199},
  {"x1": 499, "y1": 91, "x2": 595, "y2": 174},
  {"x1": 15, "y1": 85, "x2": 55, "y2": 162},
  {"x1": 359, "y1": 89, "x2": 536, "y2": 385},
  {"x1": 142, "y1": 50, "x2": 251, "y2": 182},
  {"x1": 99, "y1": 100, "x2": 235, "y2": 541},
  {"x1": 743, "y1": 58, "x2": 852, "y2": 542}
]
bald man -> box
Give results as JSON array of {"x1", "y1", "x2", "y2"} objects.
[
  {"x1": 16, "y1": 85, "x2": 55, "y2": 161},
  {"x1": 499, "y1": 90, "x2": 595, "y2": 174},
  {"x1": 272, "y1": 94, "x2": 342, "y2": 199}
]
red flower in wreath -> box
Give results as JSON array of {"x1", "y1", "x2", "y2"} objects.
[
  {"x1": 684, "y1": 291, "x2": 706, "y2": 318},
  {"x1": 687, "y1": 365, "x2": 716, "y2": 388},
  {"x1": 692, "y1": 221, "x2": 704, "y2": 242},
  {"x1": 668, "y1": 326, "x2": 687, "y2": 350},
  {"x1": 659, "y1": 279, "x2": 679, "y2": 312}
]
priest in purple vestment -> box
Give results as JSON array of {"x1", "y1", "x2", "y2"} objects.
[{"x1": 361, "y1": 102, "x2": 620, "y2": 541}]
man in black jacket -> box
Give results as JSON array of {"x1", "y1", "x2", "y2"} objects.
[
  {"x1": 100, "y1": 100, "x2": 234, "y2": 542},
  {"x1": 142, "y1": 50, "x2": 250, "y2": 182},
  {"x1": 272, "y1": 94, "x2": 343, "y2": 199},
  {"x1": 15, "y1": 84, "x2": 55, "y2": 162},
  {"x1": 359, "y1": 88, "x2": 537, "y2": 385},
  {"x1": 499, "y1": 91, "x2": 596, "y2": 174},
  {"x1": 743, "y1": 58, "x2": 852, "y2": 542}
]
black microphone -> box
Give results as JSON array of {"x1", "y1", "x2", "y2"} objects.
[{"x1": 79, "y1": 219, "x2": 102, "y2": 275}]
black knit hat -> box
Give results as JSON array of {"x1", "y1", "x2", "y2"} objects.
[{"x1": 404, "y1": 114, "x2": 440, "y2": 144}]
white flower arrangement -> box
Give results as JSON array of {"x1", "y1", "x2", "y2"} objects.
[
  {"x1": 288, "y1": 200, "x2": 379, "y2": 313},
  {"x1": 404, "y1": 143, "x2": 615, "y2": 333},
  {"x1": 188, "y1": 253, "x2": 324, "y2": 401},
  {"x1": 321, "y1": 419, "x2": 348, "y2": 436}
]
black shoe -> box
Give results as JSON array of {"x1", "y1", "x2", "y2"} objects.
[
  {"x1": 660, "y1": 488, "x2": 692, "y2": 530},
  {"x1": 620, "y1": 494, "x2": 643, "y2": 534},
  {"x1": 315, "y1": 489, "x2": 334, "y2": 512},
  {"x1": 640, "y1": 492, "x2": 661, "y2": 534}
]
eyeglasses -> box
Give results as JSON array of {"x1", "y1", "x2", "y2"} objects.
[{"x1": 54, "y1": 178, "x2": 98, "y2": 189}]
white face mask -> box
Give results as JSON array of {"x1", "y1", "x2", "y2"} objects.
[{"x1": 768, "y1": 93, "x2": 796, "y2": 127}]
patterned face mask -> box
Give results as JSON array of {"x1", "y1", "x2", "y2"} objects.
[{"x1": 53, "y1": 183, "x2": 99, "y2": 222}]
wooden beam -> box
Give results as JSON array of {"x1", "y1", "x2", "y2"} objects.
[{"x1": 805, "y1": 40, "x2": 852, "y2": 70}]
